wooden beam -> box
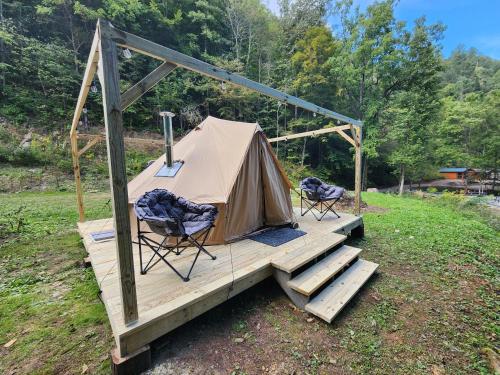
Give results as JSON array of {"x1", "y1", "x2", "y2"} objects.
[
  {"x1": 121, "y1": 62, "x2": 176, "y2": 110},
  {"x1": 78, "y1": 135, "x2": 103, "y2": 157},
  {"x1": 354, "y1": 127, "x2": 362, "y2": 216},
  {"x1": 70, "y1": 28, "x2": 100, "y2": 138},
  {"x1": 268, "y1": 125, "x2": 351, "y2": 143},
  {"x1": 98, "y1": 20, "x2": 138, "y2": 325},
  {"x1": 78, "y1": 132, "x2": 165, "y2": 147},
  {"x1": 335, "y1": 129, "x2": 356, "y2": 147},
  {"x1": 70, "y1": 26, "x2": 100, "y2": 222},
  {"x1": 103, "y1": 24, "x2": 363, "y2": 127}
]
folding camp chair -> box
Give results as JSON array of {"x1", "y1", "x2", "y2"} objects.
[
  {"x1": 134, "y1": 189, "x2": 218, "y2": 282},
  {"x1": 300, "y1": 177, "x2": 345, "y2": 221}
]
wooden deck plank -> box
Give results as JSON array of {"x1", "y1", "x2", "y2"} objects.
[
  {"x1": 78, "y1": 209, "x2": 363, "y2": 356},
  {"x1": 271, "y1": 232, "x2": 346, "y2": 273},
  {"x1": 305, "y1": 259, "x2": 378, "y2": 322},
  {"x1": 288, "y1": 245, "x2": 362, "y2": 296}
]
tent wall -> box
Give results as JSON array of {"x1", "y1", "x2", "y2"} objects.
[
  {"x1": 224, "y1": 136, "x2": 265, "y2": 241},
  {"x1": 224, "y1": 133, "x2": 293, "y2": 242},
  {"x1": 259, "y1": 134, "x2": 294, "y2": 225}
]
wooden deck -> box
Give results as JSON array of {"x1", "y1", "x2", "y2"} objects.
[{"x1": 78, "y1": 209, "x2": 363, "y2": 356}]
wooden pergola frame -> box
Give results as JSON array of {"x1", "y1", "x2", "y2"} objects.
[{"x1": 70, "y1": 20, "x2": 363, "y2": 325}]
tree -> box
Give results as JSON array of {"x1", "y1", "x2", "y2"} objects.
[
  {"x1": 384, "y1": 17, "x2": 443, "y2": 193},
  {"x1": 328, "y1": 1, "x2": 444, "y2": 189}
]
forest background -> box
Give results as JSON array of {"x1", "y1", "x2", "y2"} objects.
[{"x1": 0, "y1": 0, "x2": 498, "y2": 190}]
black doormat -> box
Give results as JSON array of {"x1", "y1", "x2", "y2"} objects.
[{"x1": 249, "y1": 227, "x2": 306, "y2": 247}]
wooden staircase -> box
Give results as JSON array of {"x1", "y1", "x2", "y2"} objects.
[{"x1": 271, "y1": 232, "x2": 378, "y2": 323}]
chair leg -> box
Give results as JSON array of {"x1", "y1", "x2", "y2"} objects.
[
  {"x1": 300, "y1": 189, "x2": 305, "y2": 216},
  {"x1": 301, "y1": 197, "x2": 318, "y2": 218},
  {"x1": 301, "y1": 198, "x2": 341, "y2": 221},
  {"x1": 137, "y1": 218, "x2": 144, "y2": 275},
  {"x1": 134, "y1": 225, "x2": 216, "y2": 282},
  {"x1": 188, "y1": 231, "x2": 216, "y2": 260},
  {"x1": 139, "y1": 236, "x2": 174, "y2": 273},
  {"x1": 318, "y1": 199, "x2": 341, "y2": 219},
  {"x1": 180, "y1": 227, "x2": 217, "y2": 281}
]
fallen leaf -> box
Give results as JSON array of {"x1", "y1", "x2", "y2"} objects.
[
  {"x1": 256, "y1": 323, "x2": 261, "y2": 330},
  {"x1": 81, "y1": 364, "x2": 88, "y2": 374},
  {"x1": 306, "y1": 318, "x2": 314, "y2": 323},
  {"x1": 430, "y1": 364, "x2": 445, "y2": 375},
  {"x1": 481, "y1": 347, "x2": 500, "y2": 374},
  {"x1": 3, "y1": 339, "x2": 16, "y2": 348},
  {"x1": 234, "y1": 337, "x2": 244, "y2": 343}
]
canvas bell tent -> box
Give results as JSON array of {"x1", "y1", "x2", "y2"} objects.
[{"x1": 128, "y1": 116, "x2": 293, "y2": 244}]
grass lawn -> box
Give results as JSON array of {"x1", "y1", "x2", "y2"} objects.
[{"x1": 0, "y1": 191, "x2": 498, "y2": 374}]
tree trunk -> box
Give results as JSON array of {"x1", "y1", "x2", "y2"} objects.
[
  {"x1": 492, "y1": 152, "x2": 498, "y2": 193},
  {"x1": 246, "y1": 28, "x2": 252, "y2": 69},
  {"x1": 0, "y1": 0, "x2": 5, "y2": 94},
  {"x1": 300, "y1": 138, "x2": 307, "y2": 166},
  {"x1": 398, "y1": 165, "x2": 405, "y2": 196},
  {"x1": 361, "y1": 156, "x2": 368, "y2": 191},
  {"x1": 258, "y1": 53, "x2": 261, "y2": 83}
]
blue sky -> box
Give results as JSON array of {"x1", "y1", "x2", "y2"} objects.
[{"x1": 263, "y1": 0, "x2": 500, "y2": 59}]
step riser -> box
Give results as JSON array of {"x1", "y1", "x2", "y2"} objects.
[
  {"x1": 272, "y1": 269, "x2": 310, "y2": 309},
  {"x1": 290, "y1": 243, "x2": 345, "y2": 278},
  {"x1": 307, "y1": 256, "x2": 359, "y2": 299}
]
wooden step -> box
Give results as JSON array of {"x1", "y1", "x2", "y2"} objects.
[
  {"x1": 287, "y1": 245, "x2": 362, "y2": 296},
  {"x1": 305, "y1": 259, "x2": 378, "y2": 323},
  {"x1": 271, "y1": 232, "x2": 346, "y2": 273}
]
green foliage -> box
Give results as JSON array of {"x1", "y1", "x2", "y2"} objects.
[
  {"x1": 0, "y1": 231, "x2": 112, "y2": 373},
  {"x1": 433, "y1": 48, "x2": 500, "y2": 175},
  {"x1": 0, "y1": 0, "x2": 497, "y2": 189},
  {"x1": 0, "y1": 190, "x2": 498, "y2": 373},
  {"x1": 358, "y1": 192, "x2": 499, "y2": 374},
  {"x1": 0, "y1": 191, "x2": 111, "y2": 243}
]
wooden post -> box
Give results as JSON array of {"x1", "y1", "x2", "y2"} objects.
[
  {"x1": 69, "y1": 29, "x2": 99, "y2": 222},
  {"x1": 98, "y1": 20, "x2": 138, "y2": 325},
  {"x1": 354, "y1": 127, "x2": 362, "y2": 216},
  {"x1": 70, "y1": 134, "x2": 85, "y2": 222}
]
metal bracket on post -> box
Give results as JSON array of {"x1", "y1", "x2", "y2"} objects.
[{"x1": 155, "y1": 111, "x2": 183, "y2": 177}]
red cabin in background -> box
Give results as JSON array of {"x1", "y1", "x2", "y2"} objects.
[{"x1": 439, "y1": 167, "x2": 476, "y2": 181}]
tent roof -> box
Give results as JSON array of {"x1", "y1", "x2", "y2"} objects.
[{"x1": 128, "y1": 116, "x2": 262, "y2": 204}]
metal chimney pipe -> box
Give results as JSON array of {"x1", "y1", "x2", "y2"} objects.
[{"x1": 159, "y1": 111, "x2": 175, "y2": 167}]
